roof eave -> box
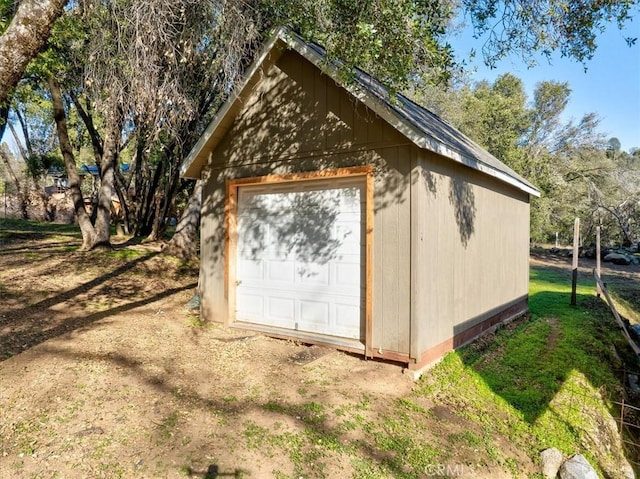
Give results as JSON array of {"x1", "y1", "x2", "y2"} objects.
[
  {"x1": 414, "y1": 135, "x2": 540, "y2": 197},
  {"x1": 180, "y1": 30, "x2": 289, "y2": 179},
  {"x1": 283, "y1": 33, "x2": 540, "y2": 197},
  {"x1": 181, "y1": 28, "x2": 541, "y2": 198}
]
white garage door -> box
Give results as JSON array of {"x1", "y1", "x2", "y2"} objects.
[{"x1": 235, "y1": 176, "x2": 365, "y2": 340}]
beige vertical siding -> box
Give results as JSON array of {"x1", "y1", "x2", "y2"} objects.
[
  {"x1": 200, "y1": 50, "x2": 413, "y2": 354},
  {"x1": 373, "y1": 145, "x2": 412, "y2": 354},
  {"x1": 199, "y1": 47, "x2": 531, "y2": 360},
  {"x1": 199, "y1": 163, "x2": 228, "y2": 324},
  {"x1": 411, "y1": 150, "x2": 530, "y2": 356}
]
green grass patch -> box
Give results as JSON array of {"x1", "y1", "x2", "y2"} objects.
[
  {"x1": 609, "y1": 284, "x2": 640, "y2": 323},
  {"x1": 186, "y1": 315, "x2": 206, "y2": 327},
  {"x1": 103, "y1": 248, "x2": 147, "y2": 260},
  {"x1": 0, "y1": 218, "x2": 80, "y2": 235},
  {"x1": 415, "y1": 266, "x2": 633, "y2": 475}
]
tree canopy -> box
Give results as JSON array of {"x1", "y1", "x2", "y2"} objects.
[
  {"x1": 463, "y1": 0, "x2": 638, "y2": 67},
  {"x1": 0, "y1": 0, "x2": 638, "y2": 252},
  {"x1": 413, "y1": 71, "x2": 639, "y2": 246}
]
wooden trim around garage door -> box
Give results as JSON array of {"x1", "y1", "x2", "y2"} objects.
[{"x1": 225, "y1": 166, "x2": 374, "y2": 354}]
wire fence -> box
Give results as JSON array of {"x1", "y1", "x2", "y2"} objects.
[
  {"x1": 615, "y1": 370, "x2": 640, "y2": 465},
  {"x1": 546, "y1": 361, "x2": 640, "y2": 469},
  {"x1": 591, "y1": 272, "x2": 640, "y2": 464}
]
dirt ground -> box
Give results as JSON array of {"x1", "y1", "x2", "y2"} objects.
[
  {"x1": 0, "y1": 229, "x2": 421, "y2": 478},
  {"x1": 1, "y1": 228, "x2": 638, "y2": 478}
]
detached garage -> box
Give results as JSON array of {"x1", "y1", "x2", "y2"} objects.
[{"x1": 181, "y1": 28, "x2": 540, "y2": 374}]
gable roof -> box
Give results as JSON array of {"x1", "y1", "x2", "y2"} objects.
[{"x1": 181, "y1": 28, "x2": 540, "y2": 197}]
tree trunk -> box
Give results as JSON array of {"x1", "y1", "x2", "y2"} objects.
[
  {"x1": 146, "y1": 193, "x2": 164, "y2": 242},
  {"x1": 8, "y1": 122, "x2": 29, "y2": 161},
  {"x1": 48, "y1": 76, "x2": 96, "y2": 249},
  {"x1": 93, "y1": 116, "x2": 121, "y2": 248},
  {"x1": 163, "y1": 180, "x2": 202, "y2": 260},
  {"x1": 14, "y1": 108, "x2": 34, "y2": 157},
  {"x1": 8, "y1": 111, "x2": 53, "y2": 219},
  {"x1": 0, "y1": 103, "x2": 8, "y2": 140},
  {"x1": 0, "y1": 0, "x2": 68, "y2": 106},
  {"x1": 146, "y1": 155, "x2": 181, "y2": 242},
  {"x1": 0, "y1": 106, "x2": 28, "y2": 218},
  {"x1": 600, "y1": 203, "x2": 634, "y2": 247},
  {"x1": 70, "y1": 92, "x2": 103, "y2": 165},
  {"x1": 113, "y1": 170, "x2": 130, "y2": 235},
  {"x1": 136, "y1": 158, "x2": 164, "y2": 236},
  {"x1": 0, "y1": 147, "x2": 28, "y2": 219}
]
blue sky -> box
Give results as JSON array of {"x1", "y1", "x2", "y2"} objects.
[{"x1": 447, "y1": 18, "x2": 640, "y2": 152}]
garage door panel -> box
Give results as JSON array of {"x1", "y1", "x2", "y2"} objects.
[
  {"x1": 334, "y1": 261, "x2": 361, "y2": 289},
  {"x1": 296, "y1": 262, "x2": 330, "y2": 285},
  {"x1": 237, "y1": 220, "x2": 268, "y2": 258},
  {"x1": 238, "y1": 289, "x2": 361, "y2": 339},
  {"x1": 235, "y1": 292, "x2": 264, "y2": 322},
  {"x1": 267, "y1": 297, "x2": 295, "y2": 322},
  {"x1": 235, "y1": 176, "x2": 365, "y2": 341},
  {"x1": 299, "y1": 300, "x2": 330, "y2": 327},
  {"x1": 334, "y1": 303, "x2": 360, "y2": 338},
  {"x1": 237, "y1": 259, "x2": 264, "y2": 281},
  {"x1": 335, "y1": 220, "x2": 360, "y2": 242},
  {"x1": 267, "y1": 260, "x2": 295, "y2": 282}
]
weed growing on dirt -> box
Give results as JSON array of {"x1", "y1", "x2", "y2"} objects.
[
  {"x1": 243, "y1": 421, "x2": 269, "y2": 450},
  {"x1": 104, "y1": 248, "x2": 147, "y2": 260},
  {"x1": 186, "y1": 314, "x2": 206, "y2": 327},
  {"x1": 156, "y1": 411, "x2": 180, "y2": 441}
]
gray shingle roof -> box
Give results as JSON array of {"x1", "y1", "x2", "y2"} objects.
[
  {"x1": 181, "y1": 28, "x2": 540, "y2": 197},
  {"x1": 304, "y1": 40, "x2": 539, "y2": 196}
]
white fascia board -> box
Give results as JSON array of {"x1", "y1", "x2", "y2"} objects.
[
  {"x1": 180, "y1": 31, "x2": 287, "y2": 179},
  {"x1": 422, "y1": 136, "x2": 541, "y2": 197},
  {"x1": 284, "y1": 32, "x2": 540, "y2": 197}
]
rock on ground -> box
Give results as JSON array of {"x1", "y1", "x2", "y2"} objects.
[
  {"x1": 604, "y1": 253, "x2": 631, "y2": 265},
  {"x1": 559, "y1": 454, "x2": 599, "y2": 479},
  {"x1": 541, "y1": 447, "x2": 564, "y2": 479}
]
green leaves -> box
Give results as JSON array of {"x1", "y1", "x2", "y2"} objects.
[
  {"x1": 266, "y1": 0, "x2": 456, "y2": 89},
  {"x1": 25, "y1": 152, "x2": 64, "y2": 180},
  {"x1": 462, "y1": 0, "x2": 639, "y2": 68}
]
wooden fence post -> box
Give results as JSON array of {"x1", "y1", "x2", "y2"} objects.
[{"x1": 571, "y1": 217, "x2": 580, "y2": 306}]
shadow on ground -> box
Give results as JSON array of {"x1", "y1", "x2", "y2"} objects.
[
  {"x1": 458, "y1": 263, "x2": 640, "y2": 471},
  {"x1": 0, "y1": 246, "x2": 196, "y2": 361}
]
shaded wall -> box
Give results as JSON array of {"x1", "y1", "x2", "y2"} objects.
[
  {"x1": 199, "y1": 47, "x2": 531, "y2": 361},
  {"x1": 200, "y1": 50, "x2": 413, "y2": 355},
  {"x1": 410, "y1": 150, "x2": 530, "y2": 359}
]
